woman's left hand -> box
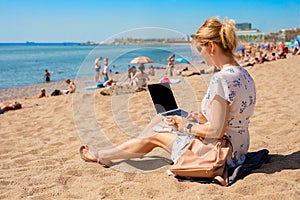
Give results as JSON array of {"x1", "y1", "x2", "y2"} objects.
[{"x1": 165, "y1": 115, "x2": 189, "y2": 132}]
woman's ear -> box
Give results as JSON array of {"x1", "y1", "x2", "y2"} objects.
[{"x1": 209, "y1": 41, "x2": 215, "y2": 54}]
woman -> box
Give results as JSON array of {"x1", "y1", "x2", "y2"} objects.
[
  {"x1": 25, "y1": 88, "x2": 46, "y2": 99},
  {"x1": 94, "y1": 57, "x2": 103, "y2": 82},
  {"x1": 63, "y1": 79, "x2": 76, "y2": 94},
  {"x1": 132, "y1": 64, "x2": 150, "y2": 87},
  {"x1": 97, "y1": 78, "x2": 114, "y2": 88},
  {"x1": 103, "y1": 58, "x2": 109, "y2": 82},
  {"x1": 80, "y1": 17, "x2": 256, "y2": 169},
  {"x1": 167, "y1": 54, "x2": 175, "y2": 76},
  {"x1": 0, "y1": 101, "x2": 22, "y2": 114}
]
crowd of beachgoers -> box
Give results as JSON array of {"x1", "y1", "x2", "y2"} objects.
[{"x1": 236, "y1": 41, "x2": 300, "y2": 67}]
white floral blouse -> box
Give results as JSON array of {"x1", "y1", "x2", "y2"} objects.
[
  {"x1": 201, "y1": 66, "x2": 256, "y2": 167},
  {"x1": 171, "y1": 66, "x2": 256, "y2": 168}
]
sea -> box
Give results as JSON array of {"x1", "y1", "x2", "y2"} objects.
[{"x1": 0, "y1": 43, "x2": 202, "y2": 90}]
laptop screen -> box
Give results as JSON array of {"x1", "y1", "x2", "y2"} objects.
[{"x1": 147, "y1": 82, "x2": 178, "y2": 114}]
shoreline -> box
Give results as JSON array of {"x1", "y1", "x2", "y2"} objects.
[
  {"x1": 0, "y1": 54, "x2": 295, "y2": 102},
  {"x1": 0, "y1": 62, "x2": 198, "y2": 102},
  {"x1": 0, "y1": 80, "x2": 69, "y2": 102}
]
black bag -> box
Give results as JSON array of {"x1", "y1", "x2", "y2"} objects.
[{"x1": 51, "y1": 89, "x2": 61, "y2": 96}]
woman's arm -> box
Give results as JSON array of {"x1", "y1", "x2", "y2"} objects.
[
  {"x1": 191, "y1": 95, "x2": 229, "y2": 138},
  {"x1": 167, "y1": 95, "x2": 229, "y2": 139}
]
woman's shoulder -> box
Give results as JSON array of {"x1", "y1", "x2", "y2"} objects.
[
  {"x1": 221, "y1": 66, "x2": 241, "y2": 73},
  {"x1": 218, "y1": 66, "x2": 247, "y2": 77},
  {"x1": 210, "y1": 66, "x2": 244, "y2": 83}
]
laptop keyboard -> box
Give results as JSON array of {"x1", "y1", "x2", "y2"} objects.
[{"x1": 162, "y1": 109, "x2": 188, "y2": 117}]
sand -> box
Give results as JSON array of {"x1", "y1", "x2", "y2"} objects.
[{"x1": 0, "y1": 56, "x2": 299, "y2": 199}]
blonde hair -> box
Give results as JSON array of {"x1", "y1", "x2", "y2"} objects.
[{"x1": 193, "y1": 16, "x2": 237, "y2": 53}]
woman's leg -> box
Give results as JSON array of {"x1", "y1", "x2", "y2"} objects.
[
  {"x1": 81, "y1": 131, "x2": 177, "y2": 164},
  {"x1": 95, "y1": 71, "x2": 99, "y2": 82}
]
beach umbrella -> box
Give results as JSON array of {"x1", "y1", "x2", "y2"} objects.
[
  {"x1": 285, "y1": 42, "x2": 291, "y2": 45},
  {"x1": 286, "y1": 43, "x2": 295, "y2": 48},
  {"x1": 175, "y1": 57, "x2": 190, "y2": 64},
  {"x1": 236, "y1": 46, "x2": 245, "y2": 51},
  {"x1": 287, "y1": 37, "x2": 300, "y2": 48},
  {"x1": 130, "y1": 56, "x2": 153, "y2": 64}
]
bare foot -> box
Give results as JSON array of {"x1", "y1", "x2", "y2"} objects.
[{"x1": 79, "y1": 146, "x2": 110, "y2": 167}]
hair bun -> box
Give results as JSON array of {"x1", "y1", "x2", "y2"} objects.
[{"x1": 220, "y1": 18, "x2": 237, "y2": 50}]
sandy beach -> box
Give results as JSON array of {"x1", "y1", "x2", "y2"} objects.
[{"x1": 0, "y1": 56, "x2": 299, "y2": 199}]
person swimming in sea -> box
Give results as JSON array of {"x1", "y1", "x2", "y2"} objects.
[{"x1": 44, "y1": 69, "x2": 51, "y2": 82}]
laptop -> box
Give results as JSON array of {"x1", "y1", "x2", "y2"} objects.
[{"x1": 147, "y1": 82, "x2": 189, "y2": 117}]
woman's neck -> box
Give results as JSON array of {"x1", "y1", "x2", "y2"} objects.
[{"x1": 216, "y1": 57, "x2": 238, "y2": 70}]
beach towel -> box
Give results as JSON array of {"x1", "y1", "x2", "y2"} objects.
[
  {"x1": 84, "y1": 85, "x2": 111, "y2": 92},
  {"x1": 173, "y1": 149, "x2": 269, "y2": 186},
  {"x1": 85, "y1": 81, "x2": 104, "y2": 85},
  {"x1": 159, "y1": 77, "x2": 182, "y2": 84},
  {"x1": 228, "y1": 149, "x2": 269, "y2": 185},
  {"x1": 83, "y1": 86, "x2": 99, "y2": 91}
]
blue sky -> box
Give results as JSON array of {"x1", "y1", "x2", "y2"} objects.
[{"x1": 0, "y1": 0, "x2": 299, "y2": 42}]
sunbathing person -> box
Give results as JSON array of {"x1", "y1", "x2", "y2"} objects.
[
  {"x1": 50, "y1": 79, "x2": 76, "y2": 96},
  {"x1": 278, "y1": 46, "x2": 288, "y2": 59},
  {"x1": 200, "y1": 65, "x2": 218, "y2": 74},
  {"x1": 62, "y1": 79, "x2": 76, "y2": 94},
  {"x1": 97, "y1": 78, "x2": 114, "y2": 88},
  {"x1": 0, "y1": 101, "x2": 22, "y2": 114},
  {"x1": 241, "y1": 57, "x2": 257, "y2": 67},
  {"x1": 176, "y1": 66, "x2": 188, "y2": 75},
  {"x1": 25, "y1": 88, "x2": 46, "y2": 99}
]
